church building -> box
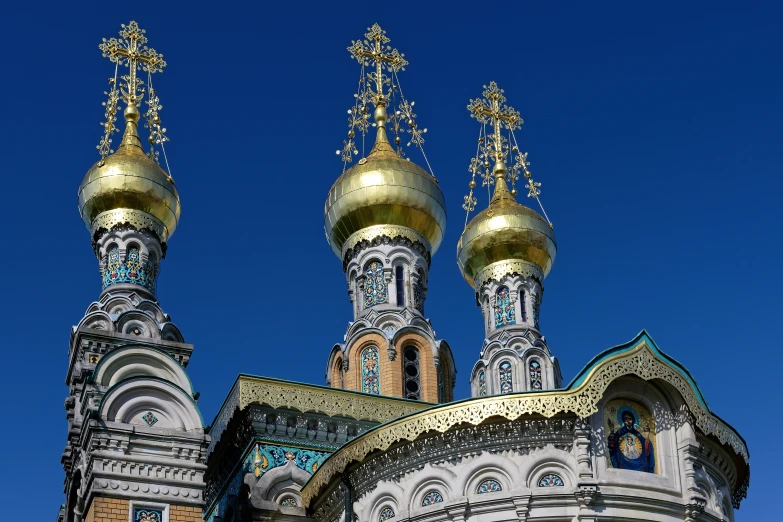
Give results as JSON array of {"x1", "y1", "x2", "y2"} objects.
[{"x1": 59, "y1": 21, "x2": 749, "y2": 522}]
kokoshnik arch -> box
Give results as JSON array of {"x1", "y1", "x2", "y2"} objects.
[{"x1": 58, "y1": 21, "x2": 749, "y2": 522}]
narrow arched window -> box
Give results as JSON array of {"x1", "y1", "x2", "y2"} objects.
[
  {"x1": 364, "y1": 261, "x2": 388, "y2": 308},
  {"x1": 413, "y1": 269, "x2": 425, "y2": 313},
  {"x1": 395, "y1": 266, "x2": 405, "y2": 306},
  {"x1": 403, "y1": 346, "x2": 420, "y2": 400},
  {"x1": 519, "y1": 287, "x2": 527, "y2": 322},
  {"x1": 494, "y1": 287, "x2": 515, "y2": 327},
  {"x1": 361, "y1": 346, "x2": 380, "y2": 395},
  {"x1": 529, "y1": 359, "x2": 542, "y2": 390},
  {"x1": 379, "y1": 507, "x2": 395, "y2": 521},
  {"x1": 103, "y1": 246, "x2": 121, "y2": 289},
  {"x1": 478, "y1": 370, "x2": 486, "y2": 396},
  {"x1": 538, "y1": 474, "x2": 564, "y2": 487},
  {"x1": 499, "y1": 361, "x2": 513, "y2": 394},
  {"x1": 333, "y1": 357, "x2": 344, "y2": 388}
]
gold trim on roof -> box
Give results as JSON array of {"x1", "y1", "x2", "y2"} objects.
[
  {"x1": 301, "y1": 340, "x2": 748, "y2": 506},
  {"x1": 238, "y1": 376, "x2": 430, "y2": 420}
]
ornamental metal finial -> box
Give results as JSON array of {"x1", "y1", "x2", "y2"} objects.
[
  {"x1": 96, "y1": 21, "x2": 170, "y2": 164},
  {"x1": 467, "y1": 82, "x2": 523, "y2": 201},
  {"x1": 338, "y1": 24, "x2": 433, "y2": 173},
  {"x1": 463, "y1": 82, "x2": 552, "y2": 228}
]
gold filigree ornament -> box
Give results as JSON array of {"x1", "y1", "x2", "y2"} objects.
[{"x1": 301, "y1": 337, "x2": 748, "y2": 506}]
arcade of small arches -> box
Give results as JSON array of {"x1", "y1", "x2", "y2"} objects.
[
  {"x1": 344, "y1": 246, "x2": 429, "y2": 319},
  {"x1": 478, "y1": 275, "x2": 543, "y2": 335},
  {"x1": 94, "y1": 227, "x2": 163, "y2": 295},
  {"x1": 471, "y1": 346, "x2": 557, "y2": 396},
  {"x1": 330, "y1": 341, "x2": 454, "y2": 403}
]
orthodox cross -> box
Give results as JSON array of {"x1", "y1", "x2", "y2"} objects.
[
  {"x1": 99, "y1": 21, "x2": 166, "y2": 107},
  {"x1": 467, "y1": 82, "x2": 523, "y2": 167},
  {"x1": 348, "y1": 24, "x2": 408, "y2": 108}
]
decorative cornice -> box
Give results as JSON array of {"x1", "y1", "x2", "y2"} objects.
[
  {"x1": 238, "y1": 376, "x2": 428, "y2": 420},
  {"x1": 341, "y1": 225, "x2": 431, "y2": 271},
  {"x1": 301, "y1": 338, "x2": 749, "y2": 507},
  {"x1": 91, "y1": 209, "x2": 167, "y2": 244},
  {"x1": 474, "y1": 259, "x2": 543, "y2": 291}
]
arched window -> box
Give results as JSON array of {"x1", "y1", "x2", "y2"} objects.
[
  {"x1": 437, "y1": 359, "x2": 449, "y2": 403},
  {"x1": 529, "y1": 359, "x2": 542, "y2": 390},
  {"x1": 421, "y1": 491, "x2": 443, "y2": 506},
  {"x1": 364, "y1": 261, "x2": 388, "y2": 308},
  {"x1": 403, "y1": 346, "x2": 420, "y2": 400},
  {"x1": 413, "y1": 269, "x2": 425, "y2": 313},
  {"x1": 478, "y1": 370, "x2": 486, "y2": 396},
  {"x1": 499, "y1": 361, "x2": 513, "y2": 394},
  {"x1": 103, "y1": 246, "x2": 121, "y2": 289},
  {"x1": 395, "y1": 266, "x2": 405, "y2": 306},
  {"x1": 379, "y1": 507, "x2": 395, "y2": 521},
  {"x1": 361, "y1": 346, "x2": 380, "y2": 395},
  {"x1": 538, "y1": 474, "x2": 564, "y2": 487},
  {"x1": 476, "y1": 479, "x2": 503, "y2": 494},
  {"x1": 333, "y1": 357, "x2": 344, "y2": 388},
  {"x1": 519, "y1": 287, "x2": 527, "y2": 322},
  {"x1": 494, "y1": 287, "x2": 515, "y2": 327}
]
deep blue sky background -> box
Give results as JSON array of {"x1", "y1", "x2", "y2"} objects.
[{"x1": 0, "y1": 2, "x2": 779, "y2": 519}]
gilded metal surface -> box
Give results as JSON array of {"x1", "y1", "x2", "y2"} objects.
[
  {"x1": 341, "y1": 225, "x2": 430, "y2": 259},
  {"x1": 301, "y1": 339, "x2": 749, "y2": 507},
  {"x1": 325, "y1": 154, "x2": 446, "y2": 257},
  {"x1": 474, "y1": 259, "x2": 544, "y2": 290},
  {"x1": 456, "y1": 199, "x2": 556, "y2": 287},
  {"x1": 78, "y1": 148, "x2": 180, "y2": 241}
]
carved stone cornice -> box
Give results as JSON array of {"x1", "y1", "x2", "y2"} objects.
[{"x1": 301, "y1": 339, "x2": 749, "y2": 507}]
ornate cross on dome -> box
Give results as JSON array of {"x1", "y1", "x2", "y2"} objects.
[
  {"x1": 467, "y1": 82, "x2": 523, "y2": 168},
  {"x1": 99, "y1": 21, "x2": 166, "y2": 107},
  {"x1": 348, "y1": 23, "x2": 408, "y2": 108}
]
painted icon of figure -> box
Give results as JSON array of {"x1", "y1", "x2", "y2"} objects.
[{"x1": 607, "y1": 409, "x2": 655, "y2": 472}]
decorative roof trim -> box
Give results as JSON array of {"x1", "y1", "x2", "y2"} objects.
[{"x1": 301, "y1": 332, "x2": 749, "y2": 507}]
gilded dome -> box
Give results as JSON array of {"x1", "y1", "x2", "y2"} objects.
[
  {"x1": 324, "y1": 132, "x2": 447, "y2": 258},
  {"x1": 457, "y1": 183, "x2": 556, "y2": 288},
  {"x1": 78, "y1": 107, "x2": 181, "y2": 242}
]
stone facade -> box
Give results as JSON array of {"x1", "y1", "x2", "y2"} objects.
[
  {"x1": 470, "y1": 273, "x2": 562, "y2": 396},
  {"x1": 60, "y1": 226, "x2": 209, "y2": 522},
  {"x1": 327, "y1": 233, "x2": 456, "y2": 403}
]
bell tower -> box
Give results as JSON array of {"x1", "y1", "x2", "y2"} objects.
[
  {"x1": 324, "y1": 24, "x2": 455, "y2": 404},
  {"x1": 457, "y1": 82, "x2": 562, "y2": 397},
  {"x1": 60, "y1": 22, "x2": 207, "y2": 522}
]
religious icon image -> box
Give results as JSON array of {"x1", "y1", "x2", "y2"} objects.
[{"x1": 604, "y1": 399, "x2": 656, "y2": 473}]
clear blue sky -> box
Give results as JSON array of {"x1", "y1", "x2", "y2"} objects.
[{"x1": 0, "y1": 2, "x2": 778, "y2": 519}]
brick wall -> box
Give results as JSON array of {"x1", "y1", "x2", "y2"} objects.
[
  {"x1": 170, "y1": 505, "x2": 202, "y2": 522},
  {"x1": 84, "y1": 497, "x2": 129, "y2": 521},
  {"x1": 84, "y1": 497, "x2": 202, "y2": 522}
]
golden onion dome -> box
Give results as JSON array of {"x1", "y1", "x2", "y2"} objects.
[
  {"x1": 457, "y1": 169, "x2": 556, "y2": 289},
  {"x1": 78, "y1": 105, "x2": 181, "y2": 242},
  {"x1": 324, "y1": 125, "x2": 447, "y2": 258}
]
